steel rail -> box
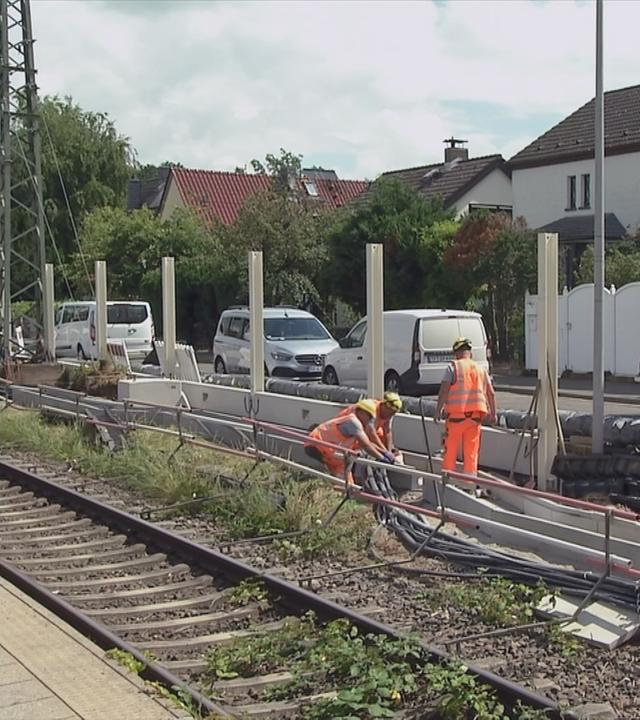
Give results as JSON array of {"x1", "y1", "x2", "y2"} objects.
[
  {"x1": 0, "y1": 458, "x2": 566, "y2": 718},
  {"x1": 0, "y1": 558, "x2": 229, "y2": 717}
]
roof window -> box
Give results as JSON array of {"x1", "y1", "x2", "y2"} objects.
[{"x1": 303, "y1": 181, "x2": 319, "y2": 197}]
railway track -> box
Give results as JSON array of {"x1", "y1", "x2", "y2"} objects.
[{"x1": 0, "y1": 457, "x2": 565, "y2": 719}]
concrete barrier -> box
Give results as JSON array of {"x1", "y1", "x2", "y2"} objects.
[{"x1": 118, "y1": 377, "x2": 534, "y2": 477}]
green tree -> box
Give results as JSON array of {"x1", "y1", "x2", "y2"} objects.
[
  {"x1": 222, "y1": 189, "x2": 328, "y2": 309},
  {"x1": 576, "y1": 240, "x2": 640, "y2": 287},
  {"x1": 324, "y1": 178, "x2": 458, "y2": 313},
  {"x1": 38, "y1": 96, "x2": 134, "y2": 270},
  {"x1": 70, "y1": 207, "x2": 233, "y2": 345},
  {"x1": 444, "y1": 213, "x2": 536, "y2": 360},
  {"x1": 250, "y1": 148, "x2": 303, "y2": 193}
]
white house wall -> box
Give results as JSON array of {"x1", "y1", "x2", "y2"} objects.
[
  {"x1": 512, "y1": 151, "x2": 640, "y2": 232},
  {"x1": 525, "y1": 282, "x2": 640, "y2": 377},
  {"x1": 453, "y1": 168, "x2": 513, "y2": 217}
]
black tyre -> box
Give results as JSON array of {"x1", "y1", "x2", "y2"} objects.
[
  {"x1": 214, "y1": 356, "x2": 226, "y2": 374},
  {"x1": 384, "y1": 370, "x2": 402, "y2": 393},
  {"x1": 323, "y1": 365, "x2": 339, "y2": 385}
]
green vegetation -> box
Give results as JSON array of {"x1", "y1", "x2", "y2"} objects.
[
  {"x1": 577, "y1": 238, "x2": 640, "y2": 288},
  {"x1": 229, "y1": 579, "x2": 269, "y2": 606},
  {"x1": 419, "y1": 578, "x2": 548, "y2": 626},
  {"x1": 544, "y1": 623, "x2": 584, "y2": 659},
  {"x1": 0, "y1": 409, "x2": 371, "y2": 559},
  {"x1": 205, "y1": 612, "x2": 547, "y2": 720},
  {"x1": 107, "y1": 649, "x2": 210, "y2": 719},
  {"x1": 106, "y1": 648, "x2": 147, "y2": 675}
]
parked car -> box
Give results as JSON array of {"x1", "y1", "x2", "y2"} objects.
[
  {"x1": 322, "y1": 309, "x2": 490, "y2": 395},
  {"x1": 213, "y1": 306, "x2": 339, "y2": 378},
  {"x1": 54, "y1": 301, "x2": 154, "y2": 362}
]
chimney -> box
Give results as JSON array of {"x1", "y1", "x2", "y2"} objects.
[{"x1": 443, "y1": 137, "x2": 469, "y2": 163}]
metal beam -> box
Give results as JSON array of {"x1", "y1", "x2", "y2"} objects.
[
  {"x1": 592, "y1": 0, "x2": 605, "y2": 453},
  {"x1": 537, "y1": 232, "x2": 558, "y2": 491},
  {"x1": 248, "y1": 251, "x2": 264, "y2": 398},
  {"x1": 43, "y1": 262, "x2": 54, "y2": 361},
  {"x1": 162, "y1": 256, "x2": 176, "y2": 378},
  {"x1": 366, "y1": 243, "x2": 384, "y2": 398},
  {"x1": 94, "y1": 260, "x2": 107, "y2": 363}
]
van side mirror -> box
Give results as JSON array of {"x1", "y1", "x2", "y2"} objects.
[{"x1": 338, "y1": 337, "x2": 349, "y2": 349}]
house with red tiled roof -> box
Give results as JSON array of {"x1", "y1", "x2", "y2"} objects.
[{"x1": 127, "y1": 166, "x2": 369, "y2": 225}]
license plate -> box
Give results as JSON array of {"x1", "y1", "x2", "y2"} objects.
[{"x1": 427, "y1": 352, "x2": 453, "y2": 363}]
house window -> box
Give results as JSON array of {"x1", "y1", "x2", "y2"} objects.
[
  {"x1": 567, "y1": 175, "x2": 577, "y2": 210},
  {"x1": 581, "y1": 173, "x2": 591, "y2": 209},
  {"x1": 303, "y1": 181, "x2": 319, "y2": 197}
]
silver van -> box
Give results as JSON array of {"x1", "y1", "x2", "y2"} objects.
[{"x1": 213, "y1": 306, "x2": 339, "y2": 378}]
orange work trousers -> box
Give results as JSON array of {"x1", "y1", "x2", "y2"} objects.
[
  {"x1": 442, "y1": 417, "x2": 482, "y2": 475},
  {"x1": 304, "y1": 445, "x2": 354, "y2": 484}
]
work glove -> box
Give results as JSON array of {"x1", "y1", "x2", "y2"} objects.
[{"x1": 382, "y1": 451, "x2": 396, "y2": 465}]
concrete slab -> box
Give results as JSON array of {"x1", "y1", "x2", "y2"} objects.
[
  {"x1": 0, "y1": 696, "x2": 77, "y2": 720},
  {"x1": 0, "y1": 578, "x2": 189, "y2": 720},
  {"x1": 537, "y1": 593, "x2": 640, "y2": 649}
]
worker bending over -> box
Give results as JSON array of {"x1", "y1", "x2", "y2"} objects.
[
  {"x1": 435, "y1": 337, "x2": 496, "y2": 475},
  {"x1": 339, "y1": 391, "x2": 403, "y2": 456},
  {"x1": 304, "y1": 398, "x2": 396, "y2": 482}
]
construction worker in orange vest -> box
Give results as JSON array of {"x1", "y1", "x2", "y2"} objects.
[
  {"x1": 304, "y1": 398, "x2": 397, "y2": 482},
  {"x1": 435, "y1": 336, "x2": 496, "y2": 476},
  {"x1": 338, "y1": 392, "x2": 403, "y2": 456}
]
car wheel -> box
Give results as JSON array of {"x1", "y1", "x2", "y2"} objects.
[
  {"x1": 77, "y1": 344, "x2": 87, "y2": 361},
  {"x1": 323, "y1": 365, "x2": 339, "y2": 385},
  {"x1": 384, "y1": 370, "x2": 402, "y2": 393},
  {"x1": 214, "y1": 356, "x2": 226, "y2": 374}
]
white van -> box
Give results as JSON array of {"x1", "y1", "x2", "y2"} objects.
[
  {"x1": 322, "y1": 309, "x2": 489, "y2": 395},
  {"x1": 54, "y1": 301, "x2": 154, "y2": 362}
]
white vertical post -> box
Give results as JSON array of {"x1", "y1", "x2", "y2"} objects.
[
  {"x1": 537, "y1": 233, "x2": 559, "y2": 491},
  {"x1": 248, "y1": 251, "x2": 264, "y2": 397},
  {"x1": 94, "y1": 260, "x2": 108, "y2": 363},
  {"x1": 366, "y1": 243, "x2": 384, "y2": 398},
  {"x1": 592, "y1": 0, "x2": 605, "y2": 453},
  {"x1": 43, "y1": 263, "x2": 55, "y2": 362},
  {"x1": 162, "y1": 256, "x2": 177, "y2": 377}
]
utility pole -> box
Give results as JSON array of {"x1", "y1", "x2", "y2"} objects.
[
  {"x1": 592, "y1": 0, "x2": 605, "y2": 452},
  {"x1": 0, "y1": 0, "x2": 46, "y2": 362}
]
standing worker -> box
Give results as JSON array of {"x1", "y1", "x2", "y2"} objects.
[
  {"x1": 435, "y1": 337, "x2": 496, "y2": 476},
  {"x1": 304, "y1": 398, "x2": 396, "y2": 483},
  {"x1": 339, "y1": 392, "x2": 403, "y2": 456}
]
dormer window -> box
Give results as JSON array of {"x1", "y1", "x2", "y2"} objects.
[{"x1": 303, "y1": 181, "x2": 319, "y2": 197}]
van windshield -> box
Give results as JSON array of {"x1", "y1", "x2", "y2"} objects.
[
  {"x1": 107, "y1": 304, "x2": 148, "y2": 325},
  {"x1": 264, "y1": 317, "x2": 329, "y2": 341},
  {"x1": 421, "y1": 317, "x2": 483, "y2": 349}
]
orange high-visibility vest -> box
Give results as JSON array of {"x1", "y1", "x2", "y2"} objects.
[
  {"x1": 445, "y1": 359, "x2": 488, "y2": 419},
  {"x1": 338, "y1": 401, "x2": 389, "y2": 444},
  {"x1": 306, "y1": 412, "x2": 364, "y2": 456}
]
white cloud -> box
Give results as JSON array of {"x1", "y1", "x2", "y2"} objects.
[{"x1": 31, "y1": 0, "x2": 640, "y2": 178}]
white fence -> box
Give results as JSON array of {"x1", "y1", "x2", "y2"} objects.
[{"x1": 525, "y1": 282, "x2": 640, "y2": 377}]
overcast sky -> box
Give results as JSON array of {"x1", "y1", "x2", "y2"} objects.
[{"x1": 32, "y1": 0, "x2": 640, "y2": 179}]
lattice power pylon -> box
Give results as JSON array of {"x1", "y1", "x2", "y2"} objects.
[{"x1": 0, "y1": 0, "x2": 46, "y2": 362}]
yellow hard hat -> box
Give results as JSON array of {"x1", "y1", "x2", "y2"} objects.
[
  {"x1": 452, "y1": 336, "x2": 472, "y2": 352},
  {"x1": 355, "y1": 398, "x2": 377, "y2": 417},
  {"x1": 383, "y1": 391, "x2": 402, "y2": 412}
]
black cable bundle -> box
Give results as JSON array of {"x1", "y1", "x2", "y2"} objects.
[{"x1": 361, "y1": 463, "x2": 640, "y2": 612}]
